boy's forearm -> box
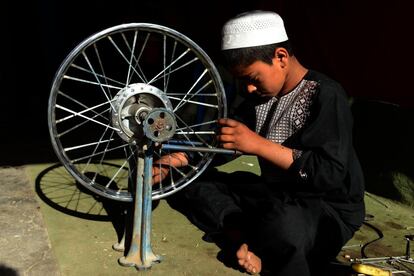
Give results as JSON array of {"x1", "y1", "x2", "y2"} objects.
[{"x1": 254, "y1": 137, "x2": 293, "y2": 170}]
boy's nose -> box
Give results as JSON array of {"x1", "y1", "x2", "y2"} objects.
[{"x1": 246, "y1": 84, "x2": 257, "y2": 94}]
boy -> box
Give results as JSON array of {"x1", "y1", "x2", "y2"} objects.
[{"x1": 155, "y1": 10, "x2": 365, "y2": 275}]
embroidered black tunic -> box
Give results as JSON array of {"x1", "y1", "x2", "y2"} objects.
[{"x1": 235, "y1": 69, "x2": 365, "y2": 228}]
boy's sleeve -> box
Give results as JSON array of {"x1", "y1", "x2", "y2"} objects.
[{"x1": 288, "y1": 83, "x2": 356, "y2": 192}]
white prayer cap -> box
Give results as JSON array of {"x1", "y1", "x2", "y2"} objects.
[{"x1": 221, "y1": 10, "x2": 288, "y2": 50}]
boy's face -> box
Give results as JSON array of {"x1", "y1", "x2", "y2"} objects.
[{"x1": 234, "y1": 58, "x2": 286, "y2": 98}]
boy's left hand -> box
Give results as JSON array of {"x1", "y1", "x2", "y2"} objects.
[{"x1": 217, "y1": 118, "x2": 262, "y2": 155}]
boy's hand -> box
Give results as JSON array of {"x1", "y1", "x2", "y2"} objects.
[
  {"x1": 152, "y1": 164, "x2": 170, "y2": 184},
  {"x1": 151, "y1": 152, "x2": 189, "y2": 185},
  {"x1": 217, "y1": 118, "x2": 262, "y2": 155}
]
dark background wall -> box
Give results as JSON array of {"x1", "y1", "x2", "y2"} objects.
[{"x1": 1, "y1": 0, "x2": 413, "y2": 169}]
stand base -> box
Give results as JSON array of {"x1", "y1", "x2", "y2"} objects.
[{"x1": 118, "y1": 254, "x2": 162, "y2": 270}]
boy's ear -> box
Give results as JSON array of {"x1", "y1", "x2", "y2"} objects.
[
  {"x1": 274, "y1": 47, "x2": 288, "y2": 60},
  {"x1": 273, "y1": 48, "x2": 289, "y2": 68}
]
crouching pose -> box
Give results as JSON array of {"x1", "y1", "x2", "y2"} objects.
[{"x1": 153, "y1": 10, "x2": 365, "y2": 276}]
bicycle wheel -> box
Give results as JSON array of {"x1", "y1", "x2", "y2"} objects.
[{"x1": 48, "y1": 23, "x2": 227, "y2": 202}]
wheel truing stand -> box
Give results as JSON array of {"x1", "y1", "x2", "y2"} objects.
[{"x1": 48, "y1": 23, "x2": 238, "y2": 271}]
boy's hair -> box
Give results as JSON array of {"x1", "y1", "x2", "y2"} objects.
[{"x1": 222, "y1": 41, "x2": 293, "y2": 69}]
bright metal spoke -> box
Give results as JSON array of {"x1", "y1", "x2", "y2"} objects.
[
  {"x1": 57, "y1": 108, "x2": 110, "y2": 137},
  {"x1": 165, "y1": 41, "x2": 177, "y2": 92},
  {"x1": 168, "y1": 95, "x2": 218, "y2": 109},
  {"x1": 108, "y1": 36, "x2": 146, "y2": 84},
  {"x1": 81, "y1": 124, "x2": 114, "y2": 174},
  {"x1": 71, "y1": 144, "x2": 130, "y2": 163},
  {"x1": 56, "y1": 104, "x2": 120, "y2": 131},
  {"x1": 174, "y1": 113, "x2": 212, "y2": 147},
  {"x1": 82, "y1": 52, "x2": 116, "y2": 111},
  {"x1": 64, "y1": 138, "x2": 115, "y2": 152},
  {"x1": 147, "y1": 48, "x2": 191, "y2": 85},
  {"x1": 105, "y1": 153, "x2": 134, "y2": 189},
  {"x1": 63, "y1": 75, "x2": 124, "y2": 90},
  {"x1": 173, "y1": 79, "x2": 214, "y2": 111},
  {"x1": 151, "y1": 57, "x2": 198, "y2": 84},
  {"x1": 174, "y1": 69, "x2": 208, "y2": 112},
  {"x1": 93, "y1": 44, "x2": 113, "y2": 99},
  {"x1": 125, "y1": 31, "x2": 138, "y2": 86},
  {"x1": 56, "y1": 97, "x2": 113, "y2": 123},
  {"x1": 166, "y1": 93, "x2": 217, "y2": 97},
  {"x1": 70, "y1": 64, "x2": 126, "y2": 87},
  {"x1": 126, "y1": 32, "x2": 150, "y2": 85},
  {"x1": 58, "y1": 91, "x2": 109, "y2": 122},
  {"x1": 176, "y1": 120, "x2": 217, "y2": 131}
]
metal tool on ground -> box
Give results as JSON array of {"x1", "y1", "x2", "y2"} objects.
[{"x1": 350, "y1": 234, "x2": 414, "y2": 275}]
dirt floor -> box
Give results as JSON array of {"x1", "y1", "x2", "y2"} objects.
[{"x1": 1, "y1": 155, "x2": 413, "y2": 275}]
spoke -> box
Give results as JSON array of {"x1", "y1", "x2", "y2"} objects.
[
  {"x1": 123, "y1": 146, "x2": 136, "y2": 194},
  {"x1": 56, "y1": 99, "x2": 113, "y2": 123},
  {"x1": 105, "y1": 153, "x2": 133, "y2": 188},
  {"x1": 127, "y1": 32, "x2": 150, "y2": 84},
  {"x1": 174, "y1": 114, "x2": 211, "y2": 156},
  {"x1": 125, "y1": 31, "x2": 138, "y2": 86},
  {"x1": 56, "y1": 104, "x2": 120, "y2": 131},
  {"x1": 167, "y1": 93, "x2": 217, "y2": 96},
  {"x1": 175, "y1": 114, "x2": 212, "y2": 146},
  {"x1": 93, "y1": 44, "x2": 113, "y2": 99},
  {"x1": 174, "y1": 69, "x2": 208, "y2": 112},
  {"x1": 58, "y1": 91, "x2": 109, "y2": 122},
  {"x1": 151, "y1": 57, "x2": 198, "y2": 84},
  {"x1": 64, "y1": 138, "x2": 115, "y2": 152},
  {"x1": 83, "y1": 128, "x2": 116, "y2": 179},
  {"x1": 165, "y1": 41, "x2": 177, "y2": 92},
  {"x1": 82, "y1": 52, "x2": 116, "y2": 111},
  {"x1": 154, "y1": 148, "x2": 164, "y2": 192},
  {"x1": 63, "y1": 75, "x2": 124, "y2": 90},
  {"x1": 175, "y1": 131, "x2": 216, "y2": 135},
  {"x1": 108, "y1": 35, "x2": 146, "y2": 83},
  {"x1": 174, "y1": 79, "x2": 213, "y2": 100},
  {"x1": 168, "y1": 80, "x2": 216, "y2": 109},
  {"x1": 71, "y1": 144, "x2": 130, "y2": 163},
  {"x1": 57, "y1": 108, "x2": 110, "y2": 137},
  {"x1": 147, "y1": 48, "x2": 191, "y2": 85},
  {"x1": 163, "y1": 34, "x2": 167, "y2": 92},
  {"x1": 70, "y1": 64, "x2": 126, "y2": 87},
  {"x1": 167, "y1": 156, "x2": 188, "y2": 178},
  {"x1": 176, "y1": 120, "x2": 217, "y2": 131},
  {"x1": 168, "y1": 95, "x2": 218, "y2": 109}
]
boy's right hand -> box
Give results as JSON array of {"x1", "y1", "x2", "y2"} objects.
[
  {"x1": 152, "y1": 164, "x2": 170, "y2": 185},
  {"x1": 151, "y1": 152, "x2": 189, "y2": 185},
  {"x1": 217, "y1": 118, "x2": 262, "y2": 155}
]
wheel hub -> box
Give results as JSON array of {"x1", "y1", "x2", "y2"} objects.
[{"x1": 111, "y1": 83, "x2": 174, "y2": 143}]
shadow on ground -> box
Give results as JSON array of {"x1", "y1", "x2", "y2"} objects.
[{"x1": 35, "y1": 163, "x2": 132, "y2": 244}]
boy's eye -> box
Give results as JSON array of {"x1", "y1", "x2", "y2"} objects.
[{"x1": 249, "y1": 78, "x2": 259, "y2": 84}]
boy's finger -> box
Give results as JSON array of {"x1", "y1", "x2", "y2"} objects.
[
  {"x1": 219, "y1": 126, "x2": 234, "y2": 135},
  {"x1": 218, "y1": 118, "x2": 238, "y2": 127},
  {"x1": 217, "y1": 134, "x2": 234, "y2": 143}
]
